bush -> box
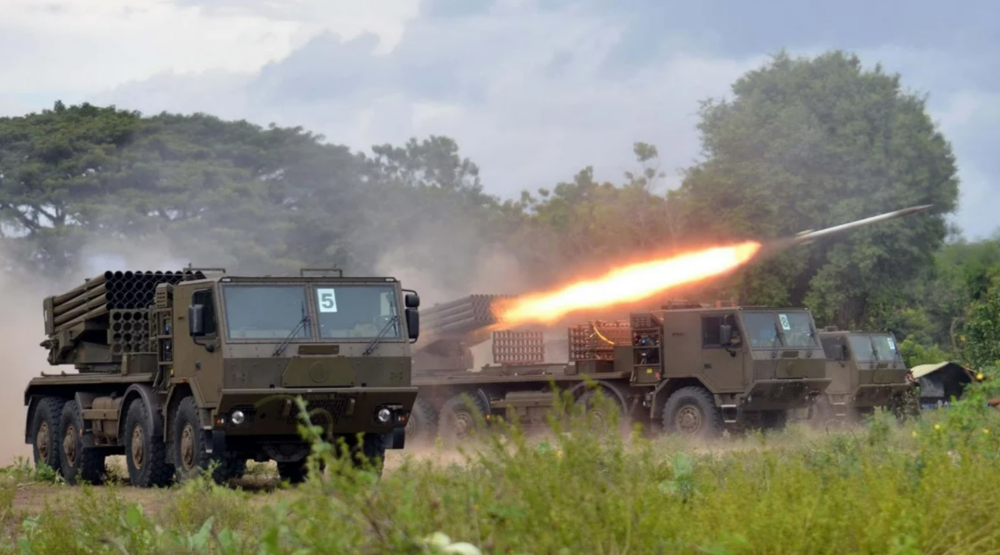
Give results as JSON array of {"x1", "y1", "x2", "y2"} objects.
[{"x1": 2, "y1": 392, "x2": 1000, "y2": 554}]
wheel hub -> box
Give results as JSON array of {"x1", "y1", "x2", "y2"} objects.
[
  {"x1": 452, "y1": 412, "x2": 474, "y2": 438},
  {"x1": 63, "y1": 424, "x2": 77, "y2": 467},
  {"x1": 131, "y1": 425, "x2": 145, "y2": 469},
  {"x1": 676, "y1": 405, "x2": 703, "y2": 434},
  {"x1": 180, "y1": 425, "x2": 196, "y2": 469},
  {"x1": 36, "y1": 422, "x2": 50, "y2": 461}
]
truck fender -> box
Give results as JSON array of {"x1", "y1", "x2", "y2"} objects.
[
  {"x1": 471, "y1": 388, "x2": 491, "y2": 415},
  {"x1": 568, "y1": 380, "x2": 628, "y2": 409},
  {"x1": 118, "y1": 384, "x2": 166, "y2": 439},
  {"x1": 24, "y1": 395, "x2": 42, "y2": 444}
]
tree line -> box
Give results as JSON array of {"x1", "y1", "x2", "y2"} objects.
[{"x1": 2, "y1": 50, "x2": 996, "y2": 370}]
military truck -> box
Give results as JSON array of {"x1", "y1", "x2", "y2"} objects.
[
  {"x1": 405, "y1": 296, "x2": 832, "y2": 443},
  {"x1": 812, "y1": 328, "x2": 916, "y2": 424},
  {"x1": 24, "y1": 268, "x2": 420, "y2": 487}
]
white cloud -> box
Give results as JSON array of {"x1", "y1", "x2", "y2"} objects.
[
  {"x1": 0, "y1": 0, "x2": 417, "y2": 103},
  {"x1": 1, "y1": 0, "x2": 995, "y2": 239},
  {"x1": 86, "y1": 3, "x2": 764, "y2": 200},
  {"x1": 932, "y1": 90, "x2": 1000, "y2": 239}
]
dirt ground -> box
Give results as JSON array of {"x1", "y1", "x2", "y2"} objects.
[{"x1": 5, "y1": 445, "x2": 474, "y2": 519}]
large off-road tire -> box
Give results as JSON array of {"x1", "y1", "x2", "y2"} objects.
[
  {"x1": 661, "y1": 387, "x2": 724, "y2": 439},
  {"x1": 30, "y1": 397, "x2": 67, "y2": 474},
  {"x1": 575, "y1": 389, "x2": 628, "y2": 433},
  {"x1": 351, "y1": 433, "x2": 387, "y2": 476},
  {"x1": 226, "y1": 457, "x2": 248, "y2": 480},
  {"x1": 59, "y1": 401, "x2": 107, "y2": 485},
  {"x1": 405, "y1": 397, "x2": 438, "y2": 446},
  {"x1": 809, "y1": 396, "x2": 843, "y2": 430},
  {"x1": 889, "y1": 387, "x2": 922, "y2": 423},
  {"x1": 277, "y1": 460, "x2": 309, "y2": 484},
  {"x1": 124, "y1": 398, "x2": 174, "y2": 488},
  {"x1": 761, "y1": 410, "x2": 788, "y2": 432},
  {"x1": 438, "y1": 392, "x2": 490, "y2": 445},
  {"x1": 172, "y1": 396, "x2": 228, "y2": 484}
]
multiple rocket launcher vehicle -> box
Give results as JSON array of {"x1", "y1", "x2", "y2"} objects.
[{"x1": 405, "y1": 205, "x2": 932, "y2": 442}]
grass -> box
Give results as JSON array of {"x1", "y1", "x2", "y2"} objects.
[{"x1": 1, "y1": 389, "x2": 1000, "y2": 554}]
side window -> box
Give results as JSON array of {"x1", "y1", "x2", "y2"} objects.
[
  {"x1": 192, "y1": 289, "x2": 217, "y2": 336},
  {"x1": 820, "y1": 337, "x2": 846, "y2": 360},
  {"x1": 702, "y1": 315, "x2": 722, "y2": 346},
  {"x1": 701, "y1": 314, "x2": 740, "y2": 348}
]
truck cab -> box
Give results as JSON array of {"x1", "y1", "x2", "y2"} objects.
[
  {"x1": 815, "y1": 329, "x2": 913, "y2": 421},
  {"x1": 642, "y1": 305, "x2": 832, "y2": 435}
]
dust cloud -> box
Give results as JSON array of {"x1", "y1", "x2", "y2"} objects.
[
  {"x1": 0, "y1": 236, "x2": 188, "y2": 466},
  {"x1": 0, "y1": 260, "x2": 50, "y2": 465},
  {"x1": 372, "y1": 224, "x2": 539, "y2": 370}
]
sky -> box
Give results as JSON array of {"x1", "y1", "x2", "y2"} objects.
[{"x1": 1, "y1": 0, "x2": 998, "y2": 239}]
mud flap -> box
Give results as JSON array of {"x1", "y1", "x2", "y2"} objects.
[
  {"x1": 210, "y1": 429, "x2": 226, "y2": 460},
  {"x1": 389, "y1": 428, "x2": 405, "y2": 450}
]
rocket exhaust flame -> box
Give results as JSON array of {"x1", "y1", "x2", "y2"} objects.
[
  {"x1": 495, "y1": 204, "x2": 932, "y2": 327},
  {"x1": 496, "y1": 242, "x2": 762, "y2": 326}
]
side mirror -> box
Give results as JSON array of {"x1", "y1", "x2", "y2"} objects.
[
  {"x1": 404, "y1": 291, "x2": 420, "y2": 309},
  {"x1": 720, "y1": 324, "x2": 732, "y2": 346},
  {"x1": 841, "y1": 344, "x2": 849, "y2": 361},
  {"x1": 189, "y1": 304, "x2": 205, "y2": 337},
  {"x1": 405, "y1": 308, "x2": 419, "y2": 341}
]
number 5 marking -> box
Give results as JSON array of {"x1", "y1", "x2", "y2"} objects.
[{"x1": 317, "y1": 288, "x2": 338, "y2": 313}]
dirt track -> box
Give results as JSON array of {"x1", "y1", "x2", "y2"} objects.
[{"x1": 4, "y1": 446, "x2": 474, "y2": 519}]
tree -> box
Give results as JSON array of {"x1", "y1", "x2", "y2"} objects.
[{"x1": 675, "y1": 50, "x2": 959, "y2": 329}]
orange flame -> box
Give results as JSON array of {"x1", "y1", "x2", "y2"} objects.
[{"x1": 496, "y1": 241, "x2": 762, "y2": 326}]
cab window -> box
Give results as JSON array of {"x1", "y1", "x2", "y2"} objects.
[{"x1": 191, "y1": 289, "x2": 217, "y2": 336}]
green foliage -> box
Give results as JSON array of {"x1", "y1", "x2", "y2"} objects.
[
  {"x1": 958, "y1": 274, "x2": 1000, "y2": 369},
  {"x1": 2, "y1": 404, "x2": 1000, "y2": 553},
  {"x1": 897, "y1": 336, "x2": 951, "y2": 367},
  {"x1": 674, "y1": 50, "x2": 959, "y2": 329}
]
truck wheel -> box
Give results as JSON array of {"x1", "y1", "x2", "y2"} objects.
[
  {"x1": 405, "y1": 398, "x2": 438, "y2": 446},
  {"x1": 351, "y1": 434, "x2": 387, "y2": 475},
  {"x1": 124, "y1": 399, "x2": 174, "y2": 488},
  {"x1": 661, "y1": 387, "x2": 723, "y2": 439},
  {"x1": 226, "y1": 457, "x2": 248, "y2": 480},
  {"x1": 438, "y1": 393, "x2": 490, "y2": 445},
  {"x1": 59, "y1": 401, "x2": 107, "y2": 485},
  {"x1": 172, "y1": 396, "x2": 226, "y2": 483},
  {"x1": 277, "y1": 461, "x2": 308, "y2": 484},
  {"x1": 30, "y1": 397, "x2": 66, "y2": 474},
  {"x1": 761, "y1": 410, "x2": 787, "y2": 431},
  {"x1": 575, "y1": 389, "x2": 627, "y2": 432},
  {"x1": 809, "y1": 396, "x2": 841, "y2": 430}
]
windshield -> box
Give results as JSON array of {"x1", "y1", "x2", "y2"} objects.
[
  {"x1": 849, "y1": 334, "x2": 900, "y2": 362},
  {"x1": 223, "y1": 285, "x2": 310, "y2": 340},
  {"x1": 743, "y1": 312, "x2": 780, "y2": 348},
  {"x1": 313, "y1": 284, "x2": 400, "y2": 339},
  {"x1": 742, "y1": 311, "x2": 819, "y2": 348},
  {"x1": 778, "y1": 311, "x2": 819, "y2": 347},
  {"x1": 848, "y1": 335, "x2": 876, "y2": 361}
]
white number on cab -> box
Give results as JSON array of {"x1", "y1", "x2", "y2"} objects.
[{"x1": 317, "y1": 288, "x2": 338, "y2": 313}]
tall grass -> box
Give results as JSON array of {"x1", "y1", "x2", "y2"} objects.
[{"x1": 1, "y1": 385, "x2": 999, "y2": 554}]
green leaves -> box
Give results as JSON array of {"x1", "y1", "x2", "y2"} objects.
[{"x1": 675, "y1": 50, "x2": 959, "y2": 329}]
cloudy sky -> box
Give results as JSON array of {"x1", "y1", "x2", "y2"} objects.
[{"x1": 2, "y1": 0, "x2": 997, "y2": 238}]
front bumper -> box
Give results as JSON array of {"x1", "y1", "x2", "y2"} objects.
[
  {"x1": 851, "y1": 383, "x2": 912, "y2": 408},
  {"x1": 212, "y1": 386, "x2": 418, "y2": 437},
  {"x1": 743, "y1": 378, "x2": 832, "y2": 411}
]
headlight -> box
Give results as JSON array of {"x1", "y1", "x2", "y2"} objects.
[
  {"x1": 376, "y1": 407, "x2": 392, "y2": 424},
  {"x1": 230, "y1": 410, "x2": 245, "y2": 425}
]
